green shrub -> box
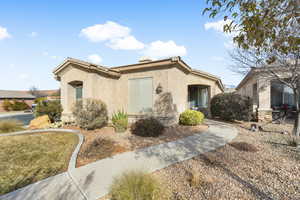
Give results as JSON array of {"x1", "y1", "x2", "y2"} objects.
[
  {"x1": 11, "y1": 100, "x2": 30, "y2": 111},
  {"x1": 179, "y1": 110, "x2": 204, "y2": 126},
  {"x1": 2, "y1": 99, "x2": 12, "y2": 111},
  {"x1": 112, "y1": 110, "x2": 128, "y2": 132},
  {"x1": 34, "y1": 100, "x2": 63, "y2": 123},
  {"x1": 34, "y1": 97, "x2": 47, "y2": 104},
  {"x1": 211, "y1": 93, "x2": 253, "y2": 121},
  {"x1": 109, "y1": 171, "x2": 170, "y2": 200},
  {"x1": 131, "y1": 117, "x2": 165, "y2": 137},
  {"x1": 72, "y1": 98, "x2": 108, "y2": 130},
  {"x1": 0, "y1": 120, "x2": 24, "y2": 133}
]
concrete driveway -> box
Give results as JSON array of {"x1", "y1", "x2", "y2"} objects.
[{"x1": 0, "y1": 112, "x2": 34, "y2": 125}]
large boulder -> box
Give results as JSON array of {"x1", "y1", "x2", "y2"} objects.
[{"x1": 29, "y1": 115, "x2": 51, "y2": 129}]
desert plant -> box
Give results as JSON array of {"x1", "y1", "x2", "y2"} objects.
[
  {"x1": 179, "y1": 110, "x2": 204, "y2": 126},
  {"x1": 0, "y1": 120, "x2": 24, "y2": 133},
  {"x1": 112, "y1": 110, "x2": 128, "y2": 132},
  {"x1": 131, "y1": 117, "x2": 165, "y2": 137},
  {"x1": 2, "y1": 99, "x2": 12, "y2": 111},
  {"x1": 72, "y1": 98, "x2": 108, "y2": 130},
  {"x1": 109, "y1": 171, "x2": 170, "y2": 200},
  {"x1": 34, "y1": 100, "x2": 63, "y2": 123},
  {"x1": 211, "y1": 93, "x2": 253, "y2": 121},
  {"x1": 285, "y1": 136, "x2": 300, "y2": 147}
]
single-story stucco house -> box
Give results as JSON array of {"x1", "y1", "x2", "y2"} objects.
[
  {"x1": 53, "y1": 56, "x2": 224, "y2": 123},
  {"x1": 236, "y1": 67, "x2": 296, "y2": 121},
  {"x1": 0, "y1": 90, "x2": 36, "y2": 112}
]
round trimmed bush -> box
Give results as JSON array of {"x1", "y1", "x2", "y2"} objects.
[
  {"x1": 210, "y1": 93, "x2": 253, "y2": 121},
  {"x1": 109, "y1": 171, "x2": 170, "y2": 200},
  {"x1": 179, "y1": 110, "x2": 204, "y2": 126},
  {"x1": 131, "y1": 117, "x2": 165, "y2": 137}
]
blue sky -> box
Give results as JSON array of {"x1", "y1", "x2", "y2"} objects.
[{"x1": 0, "y1": 0, "x2": 242, "y2": 90}]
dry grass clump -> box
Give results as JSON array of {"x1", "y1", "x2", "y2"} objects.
[
  {"x1": 109, "y1": 171, "x2": 170, "y2": 200},
  {"x1": 285, "y1": 135, "x2": 299, "y2": 147},
  {"x1": 80, "y1": 137, "x2": 126, "y2": 160},
  {"x1": 0, "y1": 119, "x2": 24, "y2": 133},
  {"x1": 0, "y1": 132, "x2": 78, "y2": 195},
  {"x1": 188, "y1": 168, "x2": 215, "y2": 188},
  {"x1": 229, "y1": 142, "x2": 259, "y2": 152}
]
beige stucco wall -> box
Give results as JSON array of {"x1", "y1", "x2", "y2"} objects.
[
  {"x1": 57, "y1": 63, "x2": 223, "y2": 122},
  {"x1": 236, "y1": 74, "x2": 272, "y2": 121}
]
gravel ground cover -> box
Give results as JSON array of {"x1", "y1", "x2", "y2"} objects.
[
  {"x1": 64, "y1": 124, "x2": 208, "y2": 167},
  {"x1": 152, "y1": 121, "x2": 300, "y2": 200}
]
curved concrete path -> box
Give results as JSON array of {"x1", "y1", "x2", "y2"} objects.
[{"x1": 0, "y1": 120, "x2": 237, "y2": 200}]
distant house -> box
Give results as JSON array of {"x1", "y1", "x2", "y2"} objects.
[
  {"x1": 0, "y1": 90, "x2": 35, "y2": 112},
  {"x1": 236, "y1": 67, "x2": 296, "y2": 121},
  {"x1": 39, "y1": 90, "x2": 60, "y2": 101},
  {"x1": 53, "y1": 56, "x2": 224, "y2": 122}
]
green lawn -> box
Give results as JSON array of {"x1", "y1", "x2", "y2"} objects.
[{"x1": 0, "y1": 132, "x2": 78, "y2": 195}]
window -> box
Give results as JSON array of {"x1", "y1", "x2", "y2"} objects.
[
  {"x1": 75, "y1": 86, "x2": 83, "y2": 100},
  {"x1": 129, "y1": 77, "x2": 153, "y2": 114},
  {"x1": 188, "y1": 86, "x2": 209, "y2": 109}
]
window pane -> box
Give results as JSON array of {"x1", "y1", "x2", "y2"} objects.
[
  {"x1": 76, "y1": 87, "x2": 82, "y2": 100},
  {"x1": 129, "y1": 78, "x2": 153, "y2": 114}
]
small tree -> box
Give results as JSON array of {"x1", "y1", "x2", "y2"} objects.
[{"x1": 29, "y1": 86, "x2": 43, "y2": 98}]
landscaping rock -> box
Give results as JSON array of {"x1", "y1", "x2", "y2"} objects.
[{"x1": 29, "y1": 115, "x2": 51, "y2": 129}]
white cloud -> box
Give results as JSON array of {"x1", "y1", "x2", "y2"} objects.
[
  {"x1": 108, "y1": 36, "x2": 145, "y2": 50},
  {"x1": 19, "y1": 73, "x2": 29, "y2": 79},
  {"x1": 0, "y1": 26, "x2": 11, "y2": 40},
  {"x1": 80, "y1": 21, "x2": 145, "y2": 50},
  {"x1": 51, "y1": 56, "x2": 58, "y2": 59},
  {"x1": 143, "y1": 40, "x2": 187, "y2": 58},
  {"x1": 205, "y1": 19, "x2": 238, "y2": 48},
  {"x1": 29, "y1": 32, "x2": 38, "y2": 37},
  {"x1": 87, "y1": 54, "x2": 102, "y2": 64},
  {"x1": 80, "y1": 21, "x2": 130, "y2": 42}
]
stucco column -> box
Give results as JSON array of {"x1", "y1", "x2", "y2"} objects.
[
  {"x1": 61, "y1": 80, "x2": 75, "y2": 122},
  {"x1": 257, "y1": 78, "x2": 272, "y2": 121}
]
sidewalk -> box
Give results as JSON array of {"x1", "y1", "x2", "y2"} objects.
[{"x1": 0, "y1": 120, "x2": 237, "y2": 200}]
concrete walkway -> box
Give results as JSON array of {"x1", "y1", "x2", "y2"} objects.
[{"x1": 0, "y1": 120, "x2": 237, "y2": 200}]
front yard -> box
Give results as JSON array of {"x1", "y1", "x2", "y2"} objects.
[
  {"x1": 0, "y1": 132, "x2": 78, "y2": 195},
  {"x1": 153, "y1": 122, "x2": 300, "y2": 200},
  {"x1": 65, "y1": 124, "x2": 208, "y2": 167}
]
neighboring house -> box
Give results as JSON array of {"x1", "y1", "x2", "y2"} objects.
[
  {"x1": 53, "y1": 56, "x2": 224, "y2": 122},
  {"x1": 236, "y1": 67, "x2": 296, "y2": 121},
  {"x1": 38, "y1": 89, "x2": 60, "y2": 101},
  {"x1": 0, "y1": 90, "x2": 35, "y2": 112}
]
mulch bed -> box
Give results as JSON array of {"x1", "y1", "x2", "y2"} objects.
[
  {"x1": 153, "y1": 121, "x2": 300, "y2": 200},
  {"x1": 63, "y1": 124, "x2": 208, "y2": 167}
]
